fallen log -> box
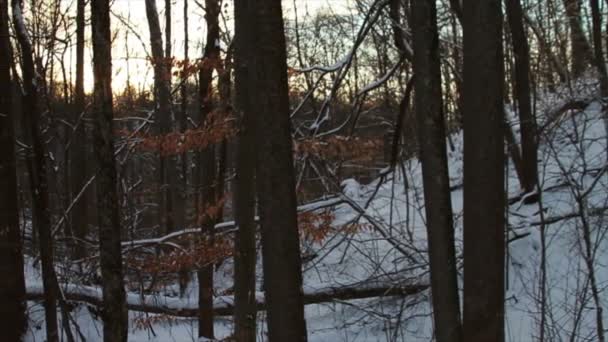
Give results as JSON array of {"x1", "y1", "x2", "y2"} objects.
[{"x1": 26, "y1": 282, "x2": 428, "y2": 318}]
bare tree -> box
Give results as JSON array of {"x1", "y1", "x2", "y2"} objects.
[
  {"x1": 233, "y1": 0, "x2": 257, "y2": 340},
  {"x1": 463, "y1": 0, "x2": 505, "y2": 341},
  {"x1": 90, "y1": 0, "x2": 128, "y2": 339},
  {"x1": 144, "y1": 0, "x2": 175, "y2": 234},
  {"x1": 589, "y1": 0, "x2": 608, "y2": 98},
  {"x1": 253, "y1": 0, "x2": 308, "y2": 340},
  {"x1": 411, "y1": 1, "x2": 462, "y2": 341},
  {"x1": 562, "y1": 0, "x2": 593, "y2": 77},
  {"x1": 506, "y1": 0, "x2": 538, "y2": 197},
  {"x1": 0, "y1": 0, "x2": 26, "y2": 338},
  {"x1": 70, "y1": 0, "x2": 88, "y2": 260},
  {"x1": 196, "y1": 0, "x2": 221, "y2": 338},
  {"x1": 12, "y1": 0, "x2": 59, "y2": 340}
]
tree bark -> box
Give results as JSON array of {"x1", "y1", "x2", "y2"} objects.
[
  {"x1": 253, "y1": 1, "x2": 308, "y2": 340},
  {"x1": 90, "y1": 0, "x2": 129, "y2": 340},
  {"x1": 506, "y1": 0, "x2": 538, "y2": 195},
  {"x1": 144, "y1": 0, "x2": 175, "y2": 235},
  {"x1": 165, "y1": 0, "x2": 171, "y2": 58},
  {"x1": 463, "y1": 0, "x2": 506, "y2": 341},
  {"x1": 410, "y1": 1, "x2": 463, "y2": 342},
  {"x1": 0, "y1": 0, "x2": 27, "y2": 338},
  {"x1": 563, "y1": 0, "x2": 594, "y2": 77},
  {"x1": 12, "y1": 0, "x2": 59, "y2": 340},
  {"x1": 196, "y1": 0, "x2": 221, "y2": 338},
  {"x1": 233, "y1": 0, "x2": 258, "y2": 340},
  {"x1": 70, "y1": 0, "x2": 88, "y2": 260},
  {"x1": 177, "y1": 0, "x2": 188, "y2": 232},
  {"x1": 590, "y1": 0, "x2": 608, "y2": 98}
]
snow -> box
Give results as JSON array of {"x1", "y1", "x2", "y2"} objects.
[{"x1": 24, "y1": 80, "x2": 608, "y2": 341}]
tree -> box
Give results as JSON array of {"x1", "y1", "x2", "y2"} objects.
[
  {"x1": 70, "y1": 0, "x2": 88, "y2": 260},
  {"x1": 196, "y1": 0, "x2": 221, "y2": 338},
  {"x1": 589, "y1": 0, "x2": 608, "y2": 98},
  {"x1": 0, "y1": 0, "x2": 27, "y2": 338},
  {"x1": 233, "y1": 0, "x2": 257, "y2": 340},
  {"x1": 506, "y1": 0, "x2": 538, "y2": 196},
  {"x1": 90, "y1": 0, "x2": 129, "y2": 340},
  {"x1": 410, "y1": 1, "x2": 463, "y2": 341},
  {"x1": 12, "y1": 0, "x2": 59, "y2": 340},
  {"x1": 463, "y1": 0, "x2": 505, "y2": 341},
  {"x1": 563, "y1": 0, "x2": 593, "y2": 77},
  {"x1": 144, "y1": 0, "x2": 175, "y2": 235},
  {"x1": 253, "y1": 0, "x2": 308, "y2": 340}
]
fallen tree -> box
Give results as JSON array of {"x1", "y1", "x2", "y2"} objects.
[{"x1": 26, "y1": 282, "x2": 428, "y2": 318}]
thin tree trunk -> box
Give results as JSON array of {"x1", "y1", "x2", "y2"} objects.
[
  {"x1": 463, "y1": 0, "x2": 506, "y2": 341},
  {"x1": 233, "y1": 0, "x2": 257, "y2": 340},
  {"x1": 506, "y1": 0, "x2": 538, "y2": 195},
  {"x1": 176, "y1": 0, "x2": 190, "y2": 296},
  {"x1": 253, "y1": 0, "x2": 308, "y2": 340},
  {"x1": 179, "y1": 0, "x2": 188, "y2": 227},
  {"x1": 90, "y1": 0, "x2": 128, "y2": 340},
  {"x1": 12, "y1": 1, "x2": 59, "y2": 340},
  {"x1": 590, "y1": 0, "x2": 608, "y2": 97},
  {"x1": 197, "y1": 0, "x2": 221, "y2": 338},
  {"x1": 504, "y1": 117, "x2": 525, "y2": 185},
  {"x1": 165, "y1": 0, "x2": 171, "y2": 58},
  {"x1": 144, "y1": 0, "x2": 175, "y2": 235},
  {"x1": 411, "y1": 1, "x2": 463, "y2": 341},
  {"x1": 0, "y1": 0, "x2": 27, "y2": 337},
  {"x1": 563, "y1": 0, "x2": 594, "y2": 77},
  {"x1": 71, "y1": 0, "x2": 88, "y2": 260}
]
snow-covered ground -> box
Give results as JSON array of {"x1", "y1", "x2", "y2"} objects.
[{"x1": 24, "y1": 82, "x2": 608, "y2": 341}]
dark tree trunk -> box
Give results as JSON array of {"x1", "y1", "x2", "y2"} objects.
[
  {"x1": 12, "y1": 1, "x2": 59, "y2": 340},
  {"x1": 253, "y1": 0, "x2": 308, "y2": 340},
  {"x1": 463, "y1": 0, "x2": 506, "y2": 341},
  {"x1": 233, "y1": 0, "x2": 258, "y2": 340},
  {"x1": 165, "y1": 0, "x2": 171, "y2": 58},
  {"x1": 563, "y1": 0, "x2": 594, "y2": 77},
  {"x1": 0, "y1": 0, "x2": 27, "y2": 338},
  {"x1": 506, "y1": 0, "x2": 538, "y2": 195},
  {"x1": 177, "y1": 0, "x2": 188, "y2": 231},
  {"x1": 411, "y1": 1, "x2": 463, "y2": 342},
  {"x1": 70, "y1": 0, "x2": 88, "y2": 260},
  {"x1": 90, "y1": 0, "x2": 129, "y2": 340},
  {"x1": 449, "y1": 0, "x2": 463, "y2": 24},
  {"x1": 196, "y1": 0, "x2": 221, "y2": 338},
  {"x1": 144, "y1": 0, "x2": 175, "y2": 235},
  {"x1": 590, "y1": 0, "x2": 608, "y2": 97}
]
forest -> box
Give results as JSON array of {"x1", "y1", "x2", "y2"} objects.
[{"x1": 1, "y1": 0, "x2": 607, "y2": 341}]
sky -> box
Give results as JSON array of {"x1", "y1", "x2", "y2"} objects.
[{"x1": 75, "y1": 0, "x2": 354, "y2": 92}]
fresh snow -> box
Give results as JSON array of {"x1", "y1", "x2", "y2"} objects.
[{"x1": 24, "y1": 80, "x2": 608, "y2": 341}]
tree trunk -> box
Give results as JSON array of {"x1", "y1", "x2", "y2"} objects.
[
  {"x1": 463, "y1": 0, "x2": 506, "y2": 341},
  {"x1": 590, "y1": 0, "x2": 608, "y2": 98},
  {"x1": 90, "y1": 0, "x2": 129, "y2": 340},
  {"x1": 233, "y1": 0, "x2": 258, "y2": 340},
  {"x1": 506, "y1": 0, "x2": 538, "y2": 195},
  {"x1": 12, "y1": 0, "x2": 59, "y2": 340},
  {"x1": 70, "y1": 0, "x2": 88, "y2": 260},
  {"x1": 144, "y1": 0, "x2": 175, "y2": 235},
  {"x1": 563, "y1": 0, "x2": 594, "y2": 77},
  {"x1": 177, "y1": 0, "x2": 188, "y2": 232},
  {"x1": 196, "y1": 0, "x2": 221, "y2": 338},
  {"x1": 253, "y1": 1, "x2": 308, "y2": 340},
  {"x1": 410, "y1": 1, "x2": 463, "y2": 342},
  {"x1": 0, "y1": 0, "x2": 27, "y2": 338},
  {"x1": 165, "y1": 0, "x2": 171, "y2": 58}
]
